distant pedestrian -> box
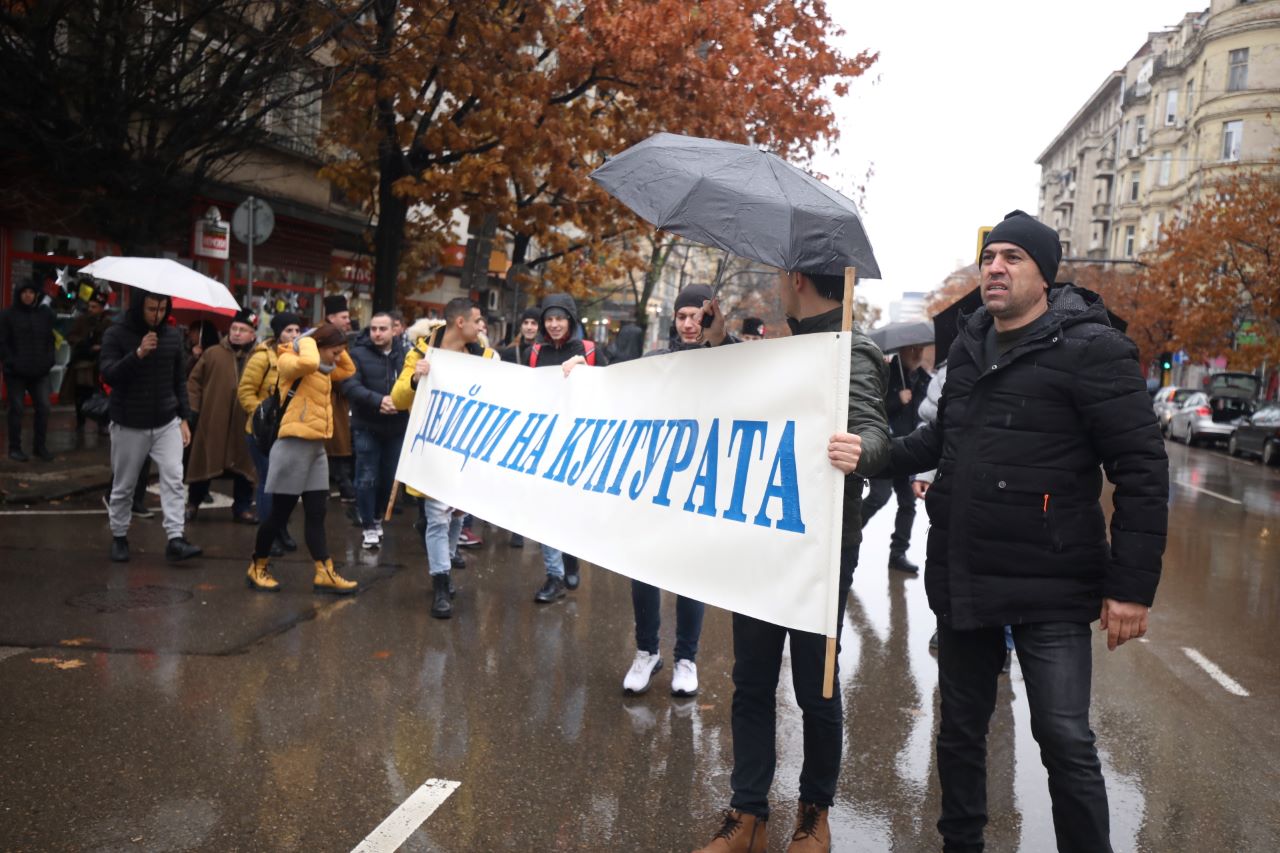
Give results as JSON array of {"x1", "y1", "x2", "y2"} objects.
[
  {"x1": 99, "y1": 291, "x2": 202, "y2": 563},
  {"x1": 740, "y1": 317, "x2": 766, "y2": 341},
  {"x1": 501, "y1": 306, "x2": 541, "y2": 366},
  {"x1": 342, "y1": 311, "x2": 409, "y2": 550},
  {"x1": 185, "y1": 309, "x2": 260, "y2": 523},
  {"x1": 322, "y1": 294, "x2": 357, "y2": 503},
  {"x1": 891, "y1": 210, "x2": 1168, "y2": 852},
  {"x1": 246, "y1": 324, "x2": 359, "y2": 594},
  {"x1": 608, "y1": 322, "x2": 645, "y2": 363},
  {"x1": 63, "y1": 290, "x2": 112, "y2": 435},
  {"x1": 0, "y1": 276, "x2": 56, "y2": 461},
  {"x1": 238, "y1": 311, "x2": 302, "y2": 556}
]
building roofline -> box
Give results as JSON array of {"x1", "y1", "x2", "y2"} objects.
[{"x1": 1036, "y1": 71, "x2": 1124, "y2": 165}]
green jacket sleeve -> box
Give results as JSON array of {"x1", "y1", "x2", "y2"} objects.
[{"x1": 847, "y1": 333, "x2": 890, "y2": 477}]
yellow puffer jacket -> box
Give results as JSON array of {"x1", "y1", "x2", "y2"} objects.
[
  {"x1": 276, "y1": 336, "x2": 356, "y2": 442},
  {"x1": 237, "y1": 338, "x2": 279, "y2": 434},
  {"x1": 391, "y1": 329, "x2": 497, "y2": 497}
]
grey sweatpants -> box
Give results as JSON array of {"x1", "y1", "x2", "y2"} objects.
[{"x1": 108, "y1": 418, "x2": 186, "y2": 540}]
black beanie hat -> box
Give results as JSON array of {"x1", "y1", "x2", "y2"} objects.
[
  {"x1": 520, "y1": 306, "x2": 541, "y2": 323},
  {"x1": 982, "y1": 210, "x2": 1062, "y2": 286},
  {"x1": 742, "y1": 317, "x2": 765, "y2": 337},
  {"x1": 232, "y1": 308, "x2": 258, "y2": 329},
  {"x1": 323, "y1": 294, "x2": 348, "y2": 316},
  {"x1": 674, "y1": 284, "x2": 713, "y2": 313},
  {"x1": 270, "y1": 311, "x2": 302, "y2": 337}
]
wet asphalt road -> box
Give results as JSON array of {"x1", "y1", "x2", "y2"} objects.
[{"x1": 0, "y1": 438, "x2": 1277, "y2": 852}]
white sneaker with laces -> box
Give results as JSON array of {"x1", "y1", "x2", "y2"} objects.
[
  {"x1": 671, "y1": 659, "x2": 698, "y2": 697},
  {"x1": 362, "y1": 528, "x2": 380, "y2": 550},
  {"x1": 622, "y1": 650, "x2": 663, "y2": 695},
  {"x1": 374, "y1": 521, "x2": 383, "y2": 537}
]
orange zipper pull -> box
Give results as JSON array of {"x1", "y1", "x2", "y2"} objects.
[{"x1": 1043, "y1": 494, "x2": 1050, "y2": 512}]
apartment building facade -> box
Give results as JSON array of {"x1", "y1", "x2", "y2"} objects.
[{"x1": 1037, "y1": 0, "x2": 1280, "y2": 264}]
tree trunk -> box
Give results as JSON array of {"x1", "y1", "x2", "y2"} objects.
[{"x1": 372, "y1": 149, "x2": 408, "y2": 313}]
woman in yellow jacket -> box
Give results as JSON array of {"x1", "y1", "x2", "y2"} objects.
[
  {"x1": 247, "y1": 323, "x2": 358, "y2": 594},
  {"x1": 237, "y1": 312, "x2": 302, "y2": 556}
]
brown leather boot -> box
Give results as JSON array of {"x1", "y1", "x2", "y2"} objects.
[
  {"x1": 313, "y1": 559, "x2": 357, "y2": 594},
  {"x1": 785, "y1": 802, "x2": 830, "y2": 853},
  {"x1": 245, "y1": 556, "x2": 279, "y2": 592},
  {"x1": 692, "y1": 809, "x2": 767, "y2": 853}
]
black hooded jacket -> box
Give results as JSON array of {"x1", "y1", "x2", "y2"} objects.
[
  {"x1": 0, "y1": 280, "x2": 56, "y2": 379},
  {"x1": 527, "y1": 293, "x2": 611, "y2": 368},
  {"x1": 890, "y1": 285, "x2": 1169, "y2": 630},
  {"x1": 99, "y1": 294, "x2": 191, "y2": 429}
]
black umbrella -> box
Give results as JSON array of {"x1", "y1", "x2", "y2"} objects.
[
  {"x1": 869, "y1": 320, "x2": 934, "y2": 354},
  {"x1": 590, "y1": 133, "x2": 881, "y2": 279},
  {"x1": 931, "y1": 285, "x2": 1128, "y2": 363}
]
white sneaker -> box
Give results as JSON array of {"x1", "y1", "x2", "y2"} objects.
[
  {"x1": 622, "y1": 650, "x2": 663, "y2": 695},
  {"x1": 671, "y1": 659, "x2": 698, "y2": 697},
  {"x1": 374, "y1": 521, "x2": 383, "y2": 538},
  {"x1": 361, "y1": 528, "x2": 380, "y2": 550}
]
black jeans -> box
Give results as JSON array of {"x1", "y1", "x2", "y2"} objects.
[
  {"x1": 937, "y1": 621, "x2": 1111, "y2": 853},
  {"x1": 729, "y1": 546, "x2": 857, "y2": 818},
  {"x1": 631, "y1": 579, "x2": 705, "y2": 662},
  {"x1": 5, "y1": 373, "x2": 51, "y2": 452},
  {"x1": 860, "y1": 475, "x2": 915, "y2": 555},
  {"x1": 187, "y1": 474, "x2": 254, "y2": 516}
]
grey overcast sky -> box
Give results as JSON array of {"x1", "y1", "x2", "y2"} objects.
[{"x1": 812, "y1": 0, "x2": 1202, "y2": 316}]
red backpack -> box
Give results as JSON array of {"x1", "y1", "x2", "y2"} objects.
[{"x1": 528, "y1": 339, "x2": 595, "y2": 368}]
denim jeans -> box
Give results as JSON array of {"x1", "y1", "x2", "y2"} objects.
[
  {"x1": 861, "y1": 474, "x2": 916, "y2": 555},
  {"x1": 5, "y1": 373, "x2": 51, "y2": 452},
  {"x1": 245, "y1": 434, "x2": 272, "y2": 520},
  {"x1": 353, "y1": 427, "x2": 402, "y2": 528},
  {"x1": 729, "y1": 545, "x2": 857, "y2": 818},
  {"x1": 541, "y1": 543, "x2": 564, "y2": 578},
  {"x1": 936, "y1": 621, "x2": 1110, "y2": 853},
  {"x1": 422, "y1": 497, "x2": 461, "y2": 576},
  {"x1": 632, "y1": 580, "x2": 705, "y2": 662}
]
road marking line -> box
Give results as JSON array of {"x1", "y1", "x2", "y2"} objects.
[
  {"x1": 351, "y1": 778, "x2": 460, "y2": 853},
  {"x1": 0, "y1": 647, "x2": 28, "y2": 663},
  {"x1": 1174, "y1": 482, "x2": 1242, "y2": 505},
  {"x1": 0, "y1": 509, "x2": 106, "y2": 516},
  {"x1": 1181, "y1": 647, "x2": 1250, "y2": 697}
]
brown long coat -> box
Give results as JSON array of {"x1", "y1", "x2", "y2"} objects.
[
  {"x1": 325, "y1": 384, "x2": 353, "y2": 457},
  {"x1": 186, "y1": 338, "x2": 256, "y2": 484}
]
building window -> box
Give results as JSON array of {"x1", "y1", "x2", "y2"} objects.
[
  {"x1": 1165, "y1": 89, "x2": 1178, "y2": 125},
  {"x1": 1130, "y1": 172, "x2": 1141, "y2": 201},
  {"x1": 1179, "y1": 144, "x2": 1189, "y2": 181},
  {"x1": 1222, "y1": 120, "x2": 1242, "y2": 161},
  {"x1": 1228, "y1": 48, "x2": 1248, "y2": 92},
  {"x1": 1135, "y1": 116, "x2": 1147, "y2": 147},
  {"x1": 1159, "y1": 151, "x2": 1172, "y2": 186},
  {"x1": 1185, "y1": 78, "x2": 1195, "y2": 114},
  {"x1": 1124, "y1": 225, "x2": 1136, "y2": 258}
]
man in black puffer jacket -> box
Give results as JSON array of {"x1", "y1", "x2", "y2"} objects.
[
  {"x1": 99, "y1": 290, "x2": 202, "y2": 564},
  {"x1": 0, "y1": 277, "x2": 56, "y2": 461},
  {"x1": 891, "y1": 211, "x2": 1168, "y2": 853}
]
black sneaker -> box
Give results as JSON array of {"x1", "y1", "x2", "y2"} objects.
[
  {"x1": 165, "y1": 537, "x2": 202, "y2": 562},
  {"x1": 8, "y1": 448, "x2": 29, "y2": 462},
  {"x1": 533, "y1": 574, "x2": 566, "y2": 604},
  {"x1": 132, "y1": 503, "x2": 155, "y2": 519},
  {"x1": 109, "y1": 536, "x2": 130, "y2": 562},
  {"x1": 277, "y1": 528, "x2": 298, "y2": 552},
  {"x1": 34, "y1": 447, "x2": 54, "y2": 462},
  {"x1": 430, "y1": 573, "x2": 453, "y2": 619},
  {"x1": 563, "y1": 554, "x2": 581, "y2": 590},
  {"x1": 888, "y1": 553, "x2": 919, "y2": 574},
  {"x1": 451, "y1": 552, "x2": 467, "y2": 571}
]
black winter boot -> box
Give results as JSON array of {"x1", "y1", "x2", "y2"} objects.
[
  {"x1": 431, "y1": 573, "x2": 453, "y2": 619},
  {"x1": 534, "y1": 573, "x2": 566, "y2": 604},
  {"x1": 563, "y1": 554, "x2": 581, "y2": 590}
]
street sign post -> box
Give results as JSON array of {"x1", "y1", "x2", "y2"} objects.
[{"x1": 232, "y1": 197, "x2": 274, "y2": 302}]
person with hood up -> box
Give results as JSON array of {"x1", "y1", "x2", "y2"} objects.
[
  {"x1": 238, "y1": 311, "x2": 303, "y2": 556},
  {"x1": 185, "y1": 308, "x2": 261, "y2": 523},
  {"x1": 526, "y1": 292, "x2": 610, "y2": 603},
  {"x1": 608, "y1": 321, "x2": 645, "y2": 363},
  {"x1": 0, "y1": 276, "x2": 57, "y2": 461},
  {"x1": 63, "y1": 289, "x2": 113, "y2": 436},
  {"x1": 341, "y1": 310, "x2": 409, "y2": 550},
  {"x1": 246, "y1": 323, "x2": 359, "y2": 594},
  {"x1": 620, "y1": 284, "x2": 733, "y2": 699},
  {"x1": 889, "y1": 210, "x2": 1168, "y2": 852},
  {"x1": 391, "y1": 298, "x2": 498, "y2": 619},
  {"x1": 99, "y1": 290, "x2": 202, "y2": 563}
]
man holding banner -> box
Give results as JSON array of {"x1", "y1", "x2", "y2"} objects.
[{"x1": 695, "y1": 270, "x2": 889, "y2": 853}]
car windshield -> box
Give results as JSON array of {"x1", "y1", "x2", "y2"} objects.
[
  {"x1": 1171, "y1": 389, "x2": 1195, "y2": 404},
  {"x1": 1207, "y1": 374, "x2": 1260, "y2": 396}
]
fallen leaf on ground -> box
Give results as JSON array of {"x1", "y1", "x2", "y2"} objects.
[
  {"x1": 194, "y1": 583, "x2": 218, "y2": 592},
  {"x1": 698, "y1": 704, "x2": 715, "y2": 711},
  {"x1": 372, "y1": 650, "x2": 392, "y2": 660},
  {"x1": 59, "y1": 637, "x2": 93, "y2": 647},
  {"x1": 31, "y1": 657, "x2": 85, "y2": 670}
]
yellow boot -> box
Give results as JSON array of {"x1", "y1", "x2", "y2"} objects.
[
  {"x1": 246, "y1": 556, "x2": 280, "y2": 592},
  {"x1": 313, "y1": 558, "x2": 357, "y2": 595}
]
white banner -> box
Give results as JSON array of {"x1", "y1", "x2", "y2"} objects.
[{"x1": 395, "y1": 333, "x2": 851, "y2": 636}]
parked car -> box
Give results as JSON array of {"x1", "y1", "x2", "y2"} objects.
[
  {"x1": 1167, "y1": 392, "x2": 1240, "y2": 446},
  {"x1": 1153, "y1": 386, "x2": 1198, "y2": 434},
  {"x1": 1204, "y1": 371, "x2": 1261, "y2": 422},
  {"x1": 1227, "y1": 401, "x2": 1280, "y2": 466}
]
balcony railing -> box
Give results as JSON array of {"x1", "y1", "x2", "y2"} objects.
[{"x1": 1092, "y1": 202, "x2": 1112, "y2": 220}]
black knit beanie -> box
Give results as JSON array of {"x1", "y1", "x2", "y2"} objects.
[
  {"x1": 674, "y1": 284, "x2": 713, "y2": 313},
  {"x1": 270, "y1": 311, "x2": 302, "y2": 337},
  {"x1": 323, "y1": 294, "x2": 348, "y2": 316},
  {"x1": 982, "y1": 209, "x2": 1062, "y2": 286},
  {"x1": 520, "y1": 306, "x2": 541, "y2": 323}
]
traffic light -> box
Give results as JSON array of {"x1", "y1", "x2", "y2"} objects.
[{"x1": 1159, "y1": 352, "x2": 1173, "y2": 370}]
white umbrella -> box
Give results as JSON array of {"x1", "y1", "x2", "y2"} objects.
[{"x1": 80, "y1": 257, "x2": 240, "y2": 312}]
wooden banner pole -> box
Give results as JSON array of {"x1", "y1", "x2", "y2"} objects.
[
  {"x1": 823, "y1": 266, "x2": 857, "y2": 700},
  {"x1": 383, "y1": 481, "x2": 401, "y2": 523}
]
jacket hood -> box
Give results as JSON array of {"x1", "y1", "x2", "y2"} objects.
[
  {"x1": 539, "y1": 293, "x2": 583, "y2": 342},
  {"x1": 958, "y1": 283, "x2": 1110, "y2": 345},
  {"x1": 612, "y1": 323, "x2": 645, "y2": 361},
  {"x1": 12, "y1": 277, "x2": 42, "y2": 309},
  {"x1": 124, "y1": 289, "x2": 174, "y2": 331}
]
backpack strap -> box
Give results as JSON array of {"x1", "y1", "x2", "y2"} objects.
[
  {"x1": 583, "y1": 340, "x2": 596, "y2": 366},
  {"x1": 529, "y1": 343, "x2": 541, "y2": 368}
]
